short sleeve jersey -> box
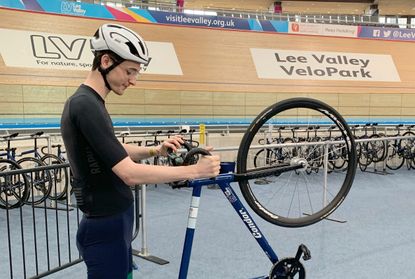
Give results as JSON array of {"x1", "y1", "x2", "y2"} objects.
[{"x1": 60, "y1": 84, "x2": 132, "y2": 217}]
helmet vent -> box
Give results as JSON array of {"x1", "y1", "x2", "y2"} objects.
[{"x1": 125, "y1": 41, "x2": 139, "y2": 56}]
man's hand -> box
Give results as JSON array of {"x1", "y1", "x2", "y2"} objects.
[
  {"x1": 157, "y1": 136, "x2": 184, "y2": 156},
  {"x1": 194, "y1": 154, "x2": 221, "y2": 178}
]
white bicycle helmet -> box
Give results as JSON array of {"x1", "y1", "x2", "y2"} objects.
[{"x1": 91, "y1": 23, "x2": 150, "y2": 65}]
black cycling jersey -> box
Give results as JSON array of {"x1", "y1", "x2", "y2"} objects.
[{"x1": 61, "y1": 84, "x2": 133, "y2": 217}]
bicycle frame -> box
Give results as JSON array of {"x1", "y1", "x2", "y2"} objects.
[
  {"x1": 0, "y1": 149, "x2": 16, "y2": 160},
  {"x1": 178, "y1": 172, "x2": 279, "y2": 279}
]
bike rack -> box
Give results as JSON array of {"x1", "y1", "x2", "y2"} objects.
[
  {"x1": 0, "y1": 163, "x2": 146, "y2": 279},
  {"x1": 0, "y1": 163, "x2": 82, "y2": 279},
  {"x1": 355, "y1": 134, "x2": 415, "y2": 175}
]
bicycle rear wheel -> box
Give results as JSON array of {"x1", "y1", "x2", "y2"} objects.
[
  {"x1": 0, "y1": 159, "x2": 29, "y2": 209},
  {"x1": 41, "y1": 154, "x2": 69, "y2": 200},
  {"x1": 237, "y1": 98, "x2": 356, "y2": 228},
  {"x1": 401, "y1": 132, "x2": 415, "y2": 159},
  {"x1": 385, "y1": 144, "x2": 405, "y2": 170},
  {"x1": 17, "y1": 157, "x2": 52, "y2": 205}
]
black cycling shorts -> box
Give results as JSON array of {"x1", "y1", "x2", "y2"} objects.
[{"x1": 76, "y1": 204, "x2": 134, "y2": 279}]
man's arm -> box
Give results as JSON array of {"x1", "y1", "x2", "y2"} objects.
[
  {"x1": 122, "y1": 144, "x2": 159, "y2": 161},
  {"x1": 122, "y1": 136, "x2": 184, "y2": 161},
  {"x1": 112, "y1": 154, "x2": 220, "y2": 186}
]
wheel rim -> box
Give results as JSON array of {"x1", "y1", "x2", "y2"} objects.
[{"x1": 237, "y1": 98, "x2": 356, "y2": 227}]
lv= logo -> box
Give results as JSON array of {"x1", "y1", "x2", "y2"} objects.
[{"x1": 31, "y1": 35, "x2": 87, "y2": 60}]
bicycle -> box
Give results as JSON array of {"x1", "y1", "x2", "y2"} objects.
[
  {"x1": 253, "y1": 126, "x2": 292, "y2": 169},
  {"x1": 17, "y1": 131, "x2": 55, "y2": 204},
  {"x1": 357, "y1": 123, "x2": 386, "y2": 171},
  {"x1": 40, "y1": 143, "x2": 70, "y2": 200},
  {"x1": 399, "y1": 125, "x2": 415, "y2": 169},
  {"x1": 0, "y1": 133, "x2": 29, "y2": 208},
  {"x1": 385, "y1": 124, "x2": 408, "y2": 170},
  {"x1": 169, "y1": 98, "x2": 357, "y2": 278}
]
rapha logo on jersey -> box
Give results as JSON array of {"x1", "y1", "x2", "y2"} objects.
[
  {"x1": 239, "y1": 208, "x2": 262, "y2": 238},
  {"x1": 85, "y1": 146, "x2": 101, "y2": 175},
  {"x1": 61, "y1": 1, "x2": 86, "y2": 16},
  {"x1": 31, "y1": 35, "x2": 87, "y2": 60}
]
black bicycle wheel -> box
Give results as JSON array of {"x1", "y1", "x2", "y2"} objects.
[
  {"x1": 401, "y1": 132, "x2": 415, "y2": 159},
  {"x1": 329, "y1": 138, "x2": 347, "y2": 170},
  {"x1": 17, "y1": 157, "x2": 52, "y2": 205},
  {"x1": 369, "y1": 134, "x2": 386, "y2": 163},
  {"x1": 254, "y1": 148, "x2": 277, "y2": 168},
  {"x1": 41, "y1": 154, "x2": 69, "y2": 200},
  {"x1": 237, "y1": 98, "x2": 357, "y2": 228},
  {"x1": 385, "y1": 144, "x2": 405, "y2": 170},
  {"x1": 0, "y1": 159, "x2": 29, "y2": 209}
]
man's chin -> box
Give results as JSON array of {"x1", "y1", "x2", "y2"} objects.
[{"x1": 113, "y1": 88, "x2": 126, "y2": 95}]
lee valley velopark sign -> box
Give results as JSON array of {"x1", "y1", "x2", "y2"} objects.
[{"x1": 250, "y1": 48, "x2": 400, "y2": 82}]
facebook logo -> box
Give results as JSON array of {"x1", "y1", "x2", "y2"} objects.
[{"x1": 372, "y1": 29, "x2": 381, "y2": 37}]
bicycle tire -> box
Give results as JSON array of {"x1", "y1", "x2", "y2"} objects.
[
  {"x1": 385, "y1": 144, "x2": 405, "y2": 170},
  {"x1": 41, "y1": 154, "x2": 69, "y2": 200},
  {"x1": 254, "y1": 148, "x2": 276, "y2": 168},
  {"x1": 237, "y1": 98, "x2": 357, "y2": 228},
  {"x1": 330, "y1": 138, "x2": 347, "y2": 170},
  {"x1": 17, "y1": 157, "x2": 52, "y2": 205},
  {"x1": 401, "y1": 132, "x2": 415, "y2": 159},
  {"x1": 0, "y1": 159, "x2": 29, "y2": 209},
  {"x1": 369, "y1": 134, "x2": 386, "y2": 163},
  {"x1": 253, "y1": 148, "x2": 266, "y2": 168}
]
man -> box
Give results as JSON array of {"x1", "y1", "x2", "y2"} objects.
[{"x1": 60, "y1": 23, "x2": 220, "y2": 279}]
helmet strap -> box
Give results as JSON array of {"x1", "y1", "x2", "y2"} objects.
[{"x1": 98, "y1": 60, "x2": 122, "y2": 91}]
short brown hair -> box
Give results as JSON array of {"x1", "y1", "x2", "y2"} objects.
[{"x1": 92, "y1": 51, "x2": 123, "y2": 70}]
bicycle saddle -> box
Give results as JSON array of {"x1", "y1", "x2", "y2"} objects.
[
  {"x1": 2, "y1": 133, "x2": 19, "y2": 140},
  {"x1": 30, "y1": 131, "x2": 44, "y2": 137}
]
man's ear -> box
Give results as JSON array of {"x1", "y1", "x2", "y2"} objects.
[{"x1": 100, "y1": 54, "x2": 112, "y2": 69}]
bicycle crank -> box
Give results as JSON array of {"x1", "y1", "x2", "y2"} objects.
[{"x1": 269, "y1": 244, "x2": 311, "y2": 279}]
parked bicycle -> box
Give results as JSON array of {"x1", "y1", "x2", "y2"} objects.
[{"x1": 0, "y1": 133, "x2": 30, "y2": 208}]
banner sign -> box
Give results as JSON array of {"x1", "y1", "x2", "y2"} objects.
[
  {"x1": 250, "y1": 48, "x2": 400, "y2": 82},
  {"x1": 36, "y1": 0, "x2": 114, "y2": 19},
  {"x1": 289, "y1": 22, "x2": 359, "y2": 38},
  {"x1": 149, "y1": 11, "x2": 247, "y2": 30},
  {"x1": 0, "y1": 0, "x2": 288, "y2": 33},
  {"x1": 358, "y1": 26, "x2": 415, "y2": 42},
  {"x1": 1, "y1": 0, "x2": 414, "y2": 42},
  {"x1": 0, "y1": 28, "x2": 183, "y2": 75}
]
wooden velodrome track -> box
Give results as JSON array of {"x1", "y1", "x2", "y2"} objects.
[{"x1": 0, "y1": 7, "x2": 414, "y2": 121}]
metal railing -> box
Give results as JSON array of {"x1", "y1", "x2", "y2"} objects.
[
  {"x1": 0, "y1": 163, "x2": 144, "y2": 279},
  {"x1": 86, "y1": 0, "x2": 415, "y2": 29}
]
